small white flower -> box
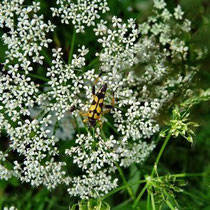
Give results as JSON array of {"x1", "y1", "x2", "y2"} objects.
[
  {"x1": 51, "y1": 0, "x2": 109, "y2": 33},
  {"x1": 153, "y1": 0, "x2": 166, "y2": 10},
  {"x1": 174, "y1": 5, "x2": 184, "y2": 20}
]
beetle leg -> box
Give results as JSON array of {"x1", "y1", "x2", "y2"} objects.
[
  {"x1": 101, "y1": 109, "x2": 111, "y2": 115},
  {"x1": 80, "y1": 111, "x2": 89, "y2": 117},
  {"x1": 104, "y1": 91, "x2": 115, "y2": 110},
  {"x1": 98, "y1": 119, "x2": 103, "y2": 129},
  {"x1": 83, "y1": 118, "x2": 89, "y2": 124},
  {"x1": 111, "y1": 92, "x2": 115, "y2": 107}
]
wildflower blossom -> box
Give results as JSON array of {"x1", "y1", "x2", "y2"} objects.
[
  {"x1": 174, "y1": 5, "x2": 184, "y2": 20},
  {"x1": 51, "y1": 0, "x2": 110, "y2": 33},
  {"x1": 3, "y1": 206, "x2": 18, "y2": 210},
  {"x1": 153, "y1": 0, "x2": 166, "y2": 10}
]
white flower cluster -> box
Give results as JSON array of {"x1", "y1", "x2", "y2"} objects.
[
  {"x1": 3, "y1": 118, "x2": 67, "y2": 189},
  {"x1": 51, "y1": 0, "x2": 109, "y2": 33},
  {"x1": 0, "y1": 0, "x2": 203, "y2": 200},
  {"x1": 3, "y1": 206, "x2": 17, "y2": 210},
  {"x1": 134, "y1": 1, "x2": 199, "y2": 106},
  {"x1": 0, "y1": 0, "x2": 55, "y2": 65},
  {"x1": 0, "y1": 152, "x2": 14, "y2": 180},
  {"x1": 0, "y1": 0, "x2": 55, "y2": 121},
  {"x1": 96, "y1": 17, "x2": 139, "y2": 73},
  {"x1": 0, "y1": 72, "x2": 39, "y2": 121},
  {"x1": 65, "y1": 131, "x2": 119, "y2": 172},
  {"x1": 0, "y1": 0, "x2": 65, "y2": 190},
  {"x1": 38, "y1": 47, "x2": 98, "y2": 121},
  {"x1": 68, "y1": 169, "x2": 118, "y2": 199}
]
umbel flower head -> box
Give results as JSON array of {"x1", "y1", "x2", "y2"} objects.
[{"x1": 0, "y1": 0, "x2": 204, "y2": 199}]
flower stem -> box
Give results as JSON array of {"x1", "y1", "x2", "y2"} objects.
[
  {"x1": 41, "y1": 49, "x2": 52, "y2": 66},
  {"x1": 101, "y1": 171, "x2": 205, "y2": 201},
  {"x1": 151, "y1": 133, "x2": 172, "y2": 177},
  {"x1": 133, "y1": 183, "x2": 148, "y2": 208},
  {"x1": 151, "y1": 190, "x2": 156, "y2": 210},
  {"x1": 28, "y1": 72, "x2": 50, "y2": 82},
  {"x1": 68, "y1": 29, "x2": 76, "y2": 65},
  {"x1": 165, "y1": 199, "x2": 176, "y2": 210},
  {"x1": 18, "y1": 71, "x2": 50, "y2": 82},
  {"x1": 101, "y1": 179, "x2": 146, "y2": 200},
  {"x1": 133, "y1": 132, "x2": 172, "y2": 207},
  {"x1": 171, "y1": 172, "x2": 205, "y2": 178},
  {"x1": 147, "y1": 190, "x2": 151, "y2": 210},
  {"x1": 116, "y1": 164, "x2": 135, "y2": 201}
]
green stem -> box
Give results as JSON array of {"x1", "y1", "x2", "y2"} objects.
[
  {"x1": 73, "y1": 116, "x2": 80, "y2": 134},
  {"x1": 151, "y1": 133, "x2": 172, "y2": 177},
  {"x1": 101, "y1": 179, "x2": 146, "y2": 200},
  {"x1": 133, "y1": 133, "x2": 171, "y2": 207},
  {"x1": 147, "y1": 190, "x2": 151, "y2": 210},
  {"x1": 151, "y1": 190, "x2": 156, "y2": 210},
  {"x1": 87, "y1": 57, "x2": 99, "y2": 68},
  {"x1": 181, "y1": 190, "x2": 210, "y2": 204},
  {"x1": 133, "y1": 183, "x2": 148, "y2": 208},
  {"x1": 68, "y1": 29, "x2": 76, "y2": 65},
  {"x1": 18, "y1": 71, "x2": 49, "y2": 82},
  {"x1": 165, "y1": 200, "x2": 176, "y2": 210},
  {"x1": 105, "y1": 120, "x2": 118, "y2": 133},
  {"x1": 101, "y1": 171, "x2": 205, "y2": 201},
  {"x1": 41, "y1": 49, "x2": 52, "y2": 66},
  {"x1": 53, "y1": 120, "x2": 59, "y2": 135},
  {"x1": 116, "y1": 164, "x2": 135, "y2": 201},
  {"x1": 81, "y1": 55, "x2": 100, "y2": 72},
  {"x1": 171, "y1": 172, "x2": 206, "y2": 178},
  {"x1": 28, "y1": 72, "x2": 50, "y2": 82}
]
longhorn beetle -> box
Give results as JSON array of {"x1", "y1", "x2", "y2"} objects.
[{"x1": 71, "y1": 72, "x2": 115, "y2": 127}]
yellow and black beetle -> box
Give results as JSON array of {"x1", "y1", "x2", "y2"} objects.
[{"x1": 71, "y1": 72, "x2": 115, "y2": 127}]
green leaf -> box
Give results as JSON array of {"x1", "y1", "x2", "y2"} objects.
[
  {"x1": 128, "y1": 164, "x2": 141, "y2": 196},
  {"x1": 71, "y1": 199, "x2": 111, "y2": 210}
]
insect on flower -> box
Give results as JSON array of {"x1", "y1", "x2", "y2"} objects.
[{"x1": 71, "y1": 72, "x2": 115, "y2": 127}]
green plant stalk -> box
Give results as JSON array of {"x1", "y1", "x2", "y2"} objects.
[
  {"x1": 181, "y1": 190, "x2": 210, "y2": 204},
  {"x1": 68, "y1": 29, "x2": 76, "y2": 65},
  {"x1": 171, "y1": 172, "x2": 205, "y2": 178},
  {"x1": 18, "y1": 71, "x2": 50, "y2": 82},
  {"x1": 101, "y1": 171, "x2": 205, "y2": 200},
  {"x1": 101, "y1": 179, "x2": 147, "y2": 200},
  {"x1": 105, "y1": 120, "x2": 118, "y2": 133},
  {"x1": 81, "y1": 53, "x2": 100, "y2": 72},
  {"x1": 116, "y1": 164, "x2": 135, "y2": 201},
  {"x1": 41, "y1": 49, "x2": 52, "y2": 66},
  {"x1": 133, "y1": 183, "x2": 148, "y2": 208},
  {"x1": 87, "y1": 57, "x2": 99, "y2": 68},
  {"x1": 53, "y1": 120, "x2": 59, "y2": 135},
  {"x1": 165, "y1": 200, "x2": 176, "y2": 210},
  {"x1": 133, "y1": 132, "x2": 172, "y2": 207},
  {"x1": 29, "y1": 72, "x2": 50, "y2": 82},
  {"x1": 73, "y1": 116, "x2": 80, "y2": 134},
  {"x1": 147, "y1": 191, "x2": 151, "y2": 210},
  {"x1": 151, "y1": 132, "x2": 172, "y2": 177},
  {"x1": 150, "y1": 190, "x2": 156, "y2": 210},
  {"x1": 163, "y1": 190, "x2": 179, "y2": 209}
]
